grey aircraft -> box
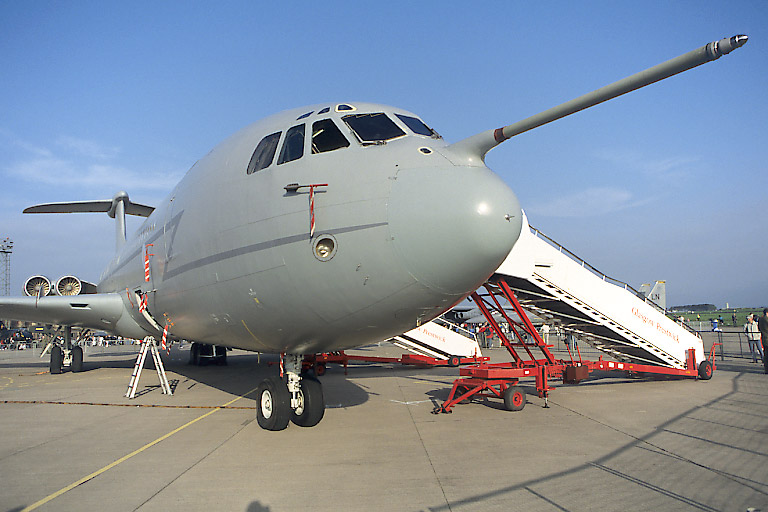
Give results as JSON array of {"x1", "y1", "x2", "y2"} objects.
[{"x1": 0, "y1": 35, "x2": 747, "y2": 430}]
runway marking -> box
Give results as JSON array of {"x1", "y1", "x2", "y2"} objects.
[
  {"x1": 20, "y1": 386, "x2": 259, "y2": 512},
  {"x1": 390, "y1": 399, "x2": 432, "y2": 405}
]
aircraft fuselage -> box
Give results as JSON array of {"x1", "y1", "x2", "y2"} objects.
[{"x1": 99, "y1": 103, "x2": 523, "y2": 354}]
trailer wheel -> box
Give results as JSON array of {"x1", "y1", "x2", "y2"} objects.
[
  {"x1": 456, "y1": 385, "x2": 472, "y2": 404},
  {"x1": 50, "y1": 346, "x2": 63, "y2": 374},
  {"x1": 503, "y1": 385, "x2": 526, "y2": 411},
  {"x1": 448, "y1": 355, "x2": 461, "y2": 367},
  {"x1": 698, "y1": 360, "x2": 713, "y2": 380}
]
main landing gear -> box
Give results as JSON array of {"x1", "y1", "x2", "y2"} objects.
[
  {"x1": 48, "y1": 326, "x2": 84, "y2": 374},
  {"x1": 188, "y1": 342, "x2": 228, "y2": 366},
  {"x1": 256, "y1": 354, "x2": 325, "y2": 431}
]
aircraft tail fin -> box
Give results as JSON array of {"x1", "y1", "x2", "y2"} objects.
[{"x1": 23, "y1": 191, "x2": 155, "y2": 251}]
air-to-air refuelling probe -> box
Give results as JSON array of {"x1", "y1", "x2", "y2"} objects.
[{"x1": 0, "y1": 35, "x2": 748, "y2": 430}]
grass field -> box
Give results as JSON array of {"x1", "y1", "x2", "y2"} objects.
[{"x1": 668, "y1": 307, "x2": 764, "y2": 325}]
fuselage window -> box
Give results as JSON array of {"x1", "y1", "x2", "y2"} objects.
[
  {"x1": 277, "y1": 124, "x2": 305, "y2": 165},
  {"x1": 247, "y1": 131, "x2": 281, "y2": 174},
  {"x1": 396, "y1": 114, "x2": 437, "y2": 137},
  {"x1": 312, "y1": 119, "x2": 350, "y2": 154},
  {"x1": 343, "y1": 113, "x2": 405, "y2": 144}
]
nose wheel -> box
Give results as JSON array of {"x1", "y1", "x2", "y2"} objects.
[
  {"x1": 291, "y1": 375, "x2": 325, "y2": 427},
  {"x1": 256, "y1": 376, "x2": 291, "y2": 431},
  {"x1": 255, "y1": 354, "x2": 326, "y2": 431}
]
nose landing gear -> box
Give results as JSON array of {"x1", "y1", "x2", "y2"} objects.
[{"x1": 256, "y1": 354, "x2": 325, "y2": 431}]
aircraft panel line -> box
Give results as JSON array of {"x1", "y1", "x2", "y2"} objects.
[{"x1": 162, "y1": 221, "x2": 388, "y2": 280}]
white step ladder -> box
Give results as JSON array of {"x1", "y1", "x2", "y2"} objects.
[{"x1": 125, "y1": 336, "x2": 173, "y2": 398}]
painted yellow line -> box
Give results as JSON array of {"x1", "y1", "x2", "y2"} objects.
[{"x1": 21, "y1": 387, "x2": 259, "y2": 512}]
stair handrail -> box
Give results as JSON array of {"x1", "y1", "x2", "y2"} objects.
[
  {"x1": 527, "y1": 224, "x2": 701, "y2": 339},
  {"x1": 434, "y1": 316, "x2": 479, "y2": 343}
]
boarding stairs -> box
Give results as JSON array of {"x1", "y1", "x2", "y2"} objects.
[
  {"x1": 494, "y1": 212, "x2": 705, "y2": 369},
  {"x1": 388, "y1": 319, "x2": 482, "y2": 360}
]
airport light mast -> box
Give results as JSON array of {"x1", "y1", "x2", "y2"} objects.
[
  {"x1": 0, "y1": 238, "x2": 12, "y2": 297},
  {"x1": 0, "y1": 238, "x2": 11, "y2": 330}
]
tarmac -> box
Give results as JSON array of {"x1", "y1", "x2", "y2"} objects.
[{"x1": 0, "y1": 339, "x2": 766, "y2": 512}]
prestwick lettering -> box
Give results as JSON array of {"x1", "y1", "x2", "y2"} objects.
[{"x1": 417, "y1": 326, "x2": 446, "y2": 344}]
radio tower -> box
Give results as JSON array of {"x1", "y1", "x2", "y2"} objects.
[{"x1": 0, "y1": 238, "x2": 12, "y2": 297}]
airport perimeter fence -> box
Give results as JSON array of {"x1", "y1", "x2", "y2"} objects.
[{"x1": 698, "y1": 327, "x2": 765, "y2": 363}]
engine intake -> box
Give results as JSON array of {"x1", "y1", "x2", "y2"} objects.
[
  {"x1": 23, "y1": 275, "x2": 52, "y2": 297},
  {"x1": 55, "y1": 276, "x2": 82, "y2": 296}
]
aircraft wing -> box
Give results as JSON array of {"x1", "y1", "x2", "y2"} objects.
[{"x1": 0, "y1": 293, "x2": 132, "y2": 333}]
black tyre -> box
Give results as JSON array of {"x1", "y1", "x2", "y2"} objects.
[
  {"x1": 456, "y1": 386, "x2": 473, "y2": 404},
  {"x1": 503, "y1": 385, "x2": 526, "y2": 411},
  {"x1": 256, "y1": 376, "x2": 291, "y2": 431},
  {"x1": 71, "y1": 346, "x2": 83, "y2": 373},
  {"x1": 189, "y1": 343, "x2": 200, "y2": 366},
  {"x1": 50, "y1": 346, "x2": 63, "y2": 374},
  {"x1": 215, "y1": 345, "x2": 228, "y2": 365},
  {"x1": 448, "y1": 355, "x2": 461, "y2": 367},
  {"x1": 291, "y1": 376, "x2": 325, "y2": 428},
  {"x1": 698, "y1": 360, "x2": 713, "y2": 380}
]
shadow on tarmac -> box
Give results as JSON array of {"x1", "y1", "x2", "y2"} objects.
[{"x1": 423, "y1": 370, "x2": 768, "y2": 511}]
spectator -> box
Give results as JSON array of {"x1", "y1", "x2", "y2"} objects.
[
  {"x1": 758, "y1": 309, "x2": 768, "y2": 374},
  {"x1": 541, "y1": 323, "x2": 550, "y2": 345},
  {"x1": 744, "y1": 314, "x2": 763, "y2": 363}
]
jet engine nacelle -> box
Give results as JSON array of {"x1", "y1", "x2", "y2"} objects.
[
  {"x1": 54, "y1": 276, "x2": 97, "y2": 296},
  {"x1": 23, "y1": 275, "x2": 52, "y2": 297}
]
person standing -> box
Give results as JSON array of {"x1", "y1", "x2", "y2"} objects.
[
  {"x1": 744, "y1": 314, "x2": 763, "y2": 363},
  {"x1": 541, "y1": 323, "x2": 550, "y2": 345},
  {"x1": 759, "y1": 309, "x2": 768, "y2": 374}
]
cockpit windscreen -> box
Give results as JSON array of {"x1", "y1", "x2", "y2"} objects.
[
  {"x1": 395, "y1": 114, "x2": 437, "y2": 137},
  {"x1": 343, "y1": 113, "x2": 405, "y2": 144}
]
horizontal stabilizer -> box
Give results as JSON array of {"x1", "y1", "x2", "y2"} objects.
[
  {"x1": 24, "y1": 191, "x2": 155, "y2": 218},
  {"x1": 23, "y1": 191, "x2": 155, "y2": 251}
]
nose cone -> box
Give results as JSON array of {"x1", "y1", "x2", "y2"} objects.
[{"x1": 388, "y1": 166, "x2": 522, "y2": 295}]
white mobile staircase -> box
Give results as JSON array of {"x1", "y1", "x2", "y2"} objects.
[
  {"x1": 389, "y1": 319, "x2": 482, "y2": 360},
  {"x1": 495, "y1": 212, "x2": 705, "y2": 369}
]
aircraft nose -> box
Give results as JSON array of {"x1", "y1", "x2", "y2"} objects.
[{"x1": 388, "y1": 165, "x2": 522, "y2": 295}]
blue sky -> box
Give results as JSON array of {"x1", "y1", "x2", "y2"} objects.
[{"x1": 1, "y1": 1, "x2": 766, "y2": 308}]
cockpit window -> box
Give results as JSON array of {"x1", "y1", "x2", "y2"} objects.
[
  {"x1": 312, "y1": 119, "x2": 350, "y2": 154},
  {"x1": 343, "y1": 113, "x2": 406, "y2": 145},
  {"x1": 396, "y1": 114, "x2": 437, "y2": 137},
  {"x1": 247, "y1": 132, "x2": 281, "y2": 174},
  {"x1": 277, "y1": 124, "x2": 305, "y2": 165}
]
